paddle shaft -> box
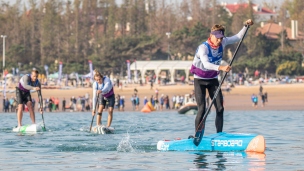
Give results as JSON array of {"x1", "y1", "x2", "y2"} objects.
[
  {"x1": 195, "y1": 25, "x2": 250, "y2": 133},
  {"x1": 38, "y1": 90, "x2": 46, "y2": 131},
  {"x1": 90, "y1": 93, "x2": 99, "y2": 132}
]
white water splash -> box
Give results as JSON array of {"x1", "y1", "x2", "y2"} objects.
[
  {"x1": 116, "y1": 133, "x2": 135, "y2": 152},
  {"x1": 79, "y1": 125, "x2": 89, "y2": 132}
]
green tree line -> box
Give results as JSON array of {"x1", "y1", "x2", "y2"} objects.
[{"x1": 0, "y1": 0, "x2": 303, "y2": 77}]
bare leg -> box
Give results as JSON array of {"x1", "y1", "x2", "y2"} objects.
[
  {"x1": 97, "y1": 105, "x2": 104, "y2": 126},
  {"x1": 17, "y1": 104, "x2": 23, "y2": 127},
  {"x1": 107, "y1": 107, "x2": 114, "y2": 127},
  {"x1": 27, "y1": 101, "x2": 35, "y2": 124}
]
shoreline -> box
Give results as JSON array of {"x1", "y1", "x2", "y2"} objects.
[{"x1": 1, "y1": 83, "x2": 304, "y2": 112}]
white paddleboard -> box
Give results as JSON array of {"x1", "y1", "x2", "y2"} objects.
[
  {"x1": 91, "y1": 125, "x2": 115, "y2": 134},
  {"x1": 12, "y1": 123, "x2": 45, "y2": 133}
]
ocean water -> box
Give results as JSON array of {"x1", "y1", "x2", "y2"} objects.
[{"x1": 0, "y1": 110, "x2": 303, "y2": 171}]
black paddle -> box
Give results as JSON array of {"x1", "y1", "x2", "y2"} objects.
[
  {"x1": 38, "y1": 90, "x2": 46, "y2": 131},
  {"x1": 193, "y1": 25, "x2": 250, "y2": 146},
  {"x1": 89, "y1": 93, "x2": 99, "y2": 132}
]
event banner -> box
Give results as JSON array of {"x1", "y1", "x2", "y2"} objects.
[
  {"x1": 89, "y1": 60, "x2": 93, "y2": 82},
  {"x1": 58, "y1": 62, "x2": 62, "y2": 85},
  {"x1": 127, "y1": 60, "x2": 131, "y2": 82}
]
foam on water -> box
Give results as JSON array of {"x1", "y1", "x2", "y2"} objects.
[{"x1": 116, "y1": 133, "x2": 135, "y2": 152}]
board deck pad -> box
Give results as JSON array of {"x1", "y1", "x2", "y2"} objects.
[
  {"x1": 157, "y1": 132, "x2": 265, "y2": 153},
  {"x1": 12, "y1": 123, "x2": 45, "y2": 133},
  {"x1": 91, "y1": 125, "x2": 115, "y2": 134}
]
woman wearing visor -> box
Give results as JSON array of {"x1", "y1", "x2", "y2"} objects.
[{"x1": 190, "y1": 19, "x2": 254, "y2": 135}]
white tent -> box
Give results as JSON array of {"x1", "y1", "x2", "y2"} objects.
[
  {"x1": 5, "y1": 73, "x2": 14, "y2": 78},
  {"x1": 84, "y1": 73, "x2": 92, "y2": 78},
  {"x1": 130, "y1": 60, "x2": 192, "y2": 84},
  {"x1": 130, "y1": 60, "x2": 228, "y2": 84}
]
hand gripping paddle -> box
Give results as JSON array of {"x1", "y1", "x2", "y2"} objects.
[
  {"x1": 89, "y1": 93, "x2": 100, "y2": 132},
  {"x1": 38, "y1": 90, "x2": 46, "y2": 131}
]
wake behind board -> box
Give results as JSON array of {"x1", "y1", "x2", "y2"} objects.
[
  {"x1": 91, "y1": 125, "x2": 115, "y2": 134},
  {"x1": 157, "y1": 132, "x2": 265, "y2": 153},
  {"x1": 12, "y1": 124, "x2": 45, "y2": 133}
]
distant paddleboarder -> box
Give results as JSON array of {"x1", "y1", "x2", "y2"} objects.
[
  {"x1": 92, "y1": 69, "x2": 115, "y2": 128},
  {"x1": 190, "y1": 19, "x2": 254, "y2": 136},
  {"x1": 15, "y1": 69, "x2": 43, "y2": 130}
]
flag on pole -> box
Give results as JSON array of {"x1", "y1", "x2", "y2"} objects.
[
  {"x1": 127, "y1": 60, "x2": 131, "y2": 83},
  {"x1": 89, "y1": 60, "x2": 93, "y2": 82},
  {"x1": 12, "y1": 68, "x2": 15, "y2": 76},
  {"x1": 76, "y1": 73, "x2": 79, "y2": 86},
  {"x1": 134, "y1": 59, "x2": 138, "y2": 82},
  {"x1": 44, "y1": 65, "x2": 49, "y2": 84},
  {"x1": 57, "y1": 62, "x2": 63, "y2": 85},
  {"x1": 65, "y1": 74, "x2": 68, "y2": 86}
]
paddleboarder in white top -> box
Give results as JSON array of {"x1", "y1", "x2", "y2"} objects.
[
  {"x1": 15, "y1": 69, "x2": 43, "y2": 129},
  {"x1": 92, "y1": 69, "x2": 115, "y2": 128},
  {"x1": 190, "y1": 19, "x2": 254, "y2": 143}
]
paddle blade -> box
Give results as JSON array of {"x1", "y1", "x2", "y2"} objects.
[
  {"x1": 40, "y1": 122, "x2": 46, "y2": 131},
  {"x1": 193, "y1": 128, "x2": 205, "y2": 146},
  {"x1": 193, "y1": 121, "x2": 206, "y2": 146}
]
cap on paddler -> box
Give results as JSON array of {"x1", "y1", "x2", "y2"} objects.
[{"x1": 211, "y1": 30, "x2": 225, "y2": 38}]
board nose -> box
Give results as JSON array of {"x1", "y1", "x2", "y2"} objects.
[{"x1": 245, "y1": 135, "x2": 266, "y2": 153}]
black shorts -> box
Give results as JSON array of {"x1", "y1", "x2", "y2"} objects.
[
  {"x1": 98, "y1": 94, "x2": 115, "y2": 108},
  {"x1": 16, "y1": 87, "x2": 32, "y2": 105}
]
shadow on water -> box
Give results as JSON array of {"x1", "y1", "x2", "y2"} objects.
[{"x1": 192, "y1": 151, "x2": 266, "y2": 170}]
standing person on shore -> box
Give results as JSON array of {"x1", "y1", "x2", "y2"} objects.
[
  {"x1": 150, "y1": 81, "x2": 153, "y2": 90},
  {"x1": 4, "y1": 97, "x2": 9, "y2": 112},
  {"x1": 190, "y1": 19, "x2": 254, "y2": 134},
  {"x1": 264, "y1": 92, "x2": 268, "y2": 102},
  {"x1": 160, "y1": 94, "x2": 164, "y2": 111},
  {"x1": 9, "y1": 96, "x2": 14, "y2": 112},
  {"x1": 175, "y1": 95, "x2": 180, "y2": 109},
  {"x1": 143, "y1": 96, "x2": 148, "y2": 105},
  {"x1": 259, "y1": 85, "x2": 263, "y2": 95},
  {"x1": 62, "y1": 98, "x2": 66, "y2": 111},
  {"x1": 261, "y1": 93, "x2": 265, "y2": 107},
  {"x1": 172, "y1": 95, "x2": 176, "y2": 109},
  {"x1": 92, "y1": 69, "x2": 115, "y2": 128},
  {"x1": 164, "y1": 95, "x2": 170, "y2": 109},
  {"x1": 15, "y1": 69, "x2": 43, "y2": 130},
  {"x1": 115, "y1": 95, "x2": 120, "y2": 111},
  {"x1": 251, "y1": 94, "x2": 258, "y2": 108},
  {"x1": 85, "y1": 92, "x2": 89, "y2": 103},
  {"x1": 119, "y1": 96, "x2": 125, "y2": 111},
  {"x1": 131, "y1": 95, "x2": 136, "y2": 111},
  {"x1": 135, "y1": 95, "x2": 140, "y2": 111}
]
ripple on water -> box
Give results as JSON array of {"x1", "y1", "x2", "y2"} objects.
[{"x1": 0, "y1": 111, "x2": 304, "y2": 170}]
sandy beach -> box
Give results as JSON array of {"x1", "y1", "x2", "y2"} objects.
[{"x1": 3, "y1": 83, "x2": 302, "y2": 112}]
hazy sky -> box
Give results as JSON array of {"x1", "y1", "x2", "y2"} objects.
[{"x1": 3, "y1": 0, "x2": 285, "y2": 6}]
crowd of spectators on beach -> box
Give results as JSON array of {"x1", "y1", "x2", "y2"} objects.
[
  {"x1": 1, "y1": 89, "x2": 198, "y2": 113},
  {"x1": 1, "y1": 83, "x2": 270, "y2": 113}
]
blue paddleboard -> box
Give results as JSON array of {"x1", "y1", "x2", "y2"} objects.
[{"x1": 157, "y1": 132, "x2": 265, "y2": 153}]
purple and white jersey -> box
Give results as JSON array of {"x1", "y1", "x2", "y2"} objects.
[
  {"x1": 92, "y1": 76, "x2": 114, "y2": 109},
  {"x1": 190, "y1": 26, "x2": 248, "y2": 79},
  {"x1": 18, "y1": 74, "x2": 41, "y2": 92}
]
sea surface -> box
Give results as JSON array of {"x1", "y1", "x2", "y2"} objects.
[{"x1": 0, "y1": 110, "x2": 303, "y2": 171}]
